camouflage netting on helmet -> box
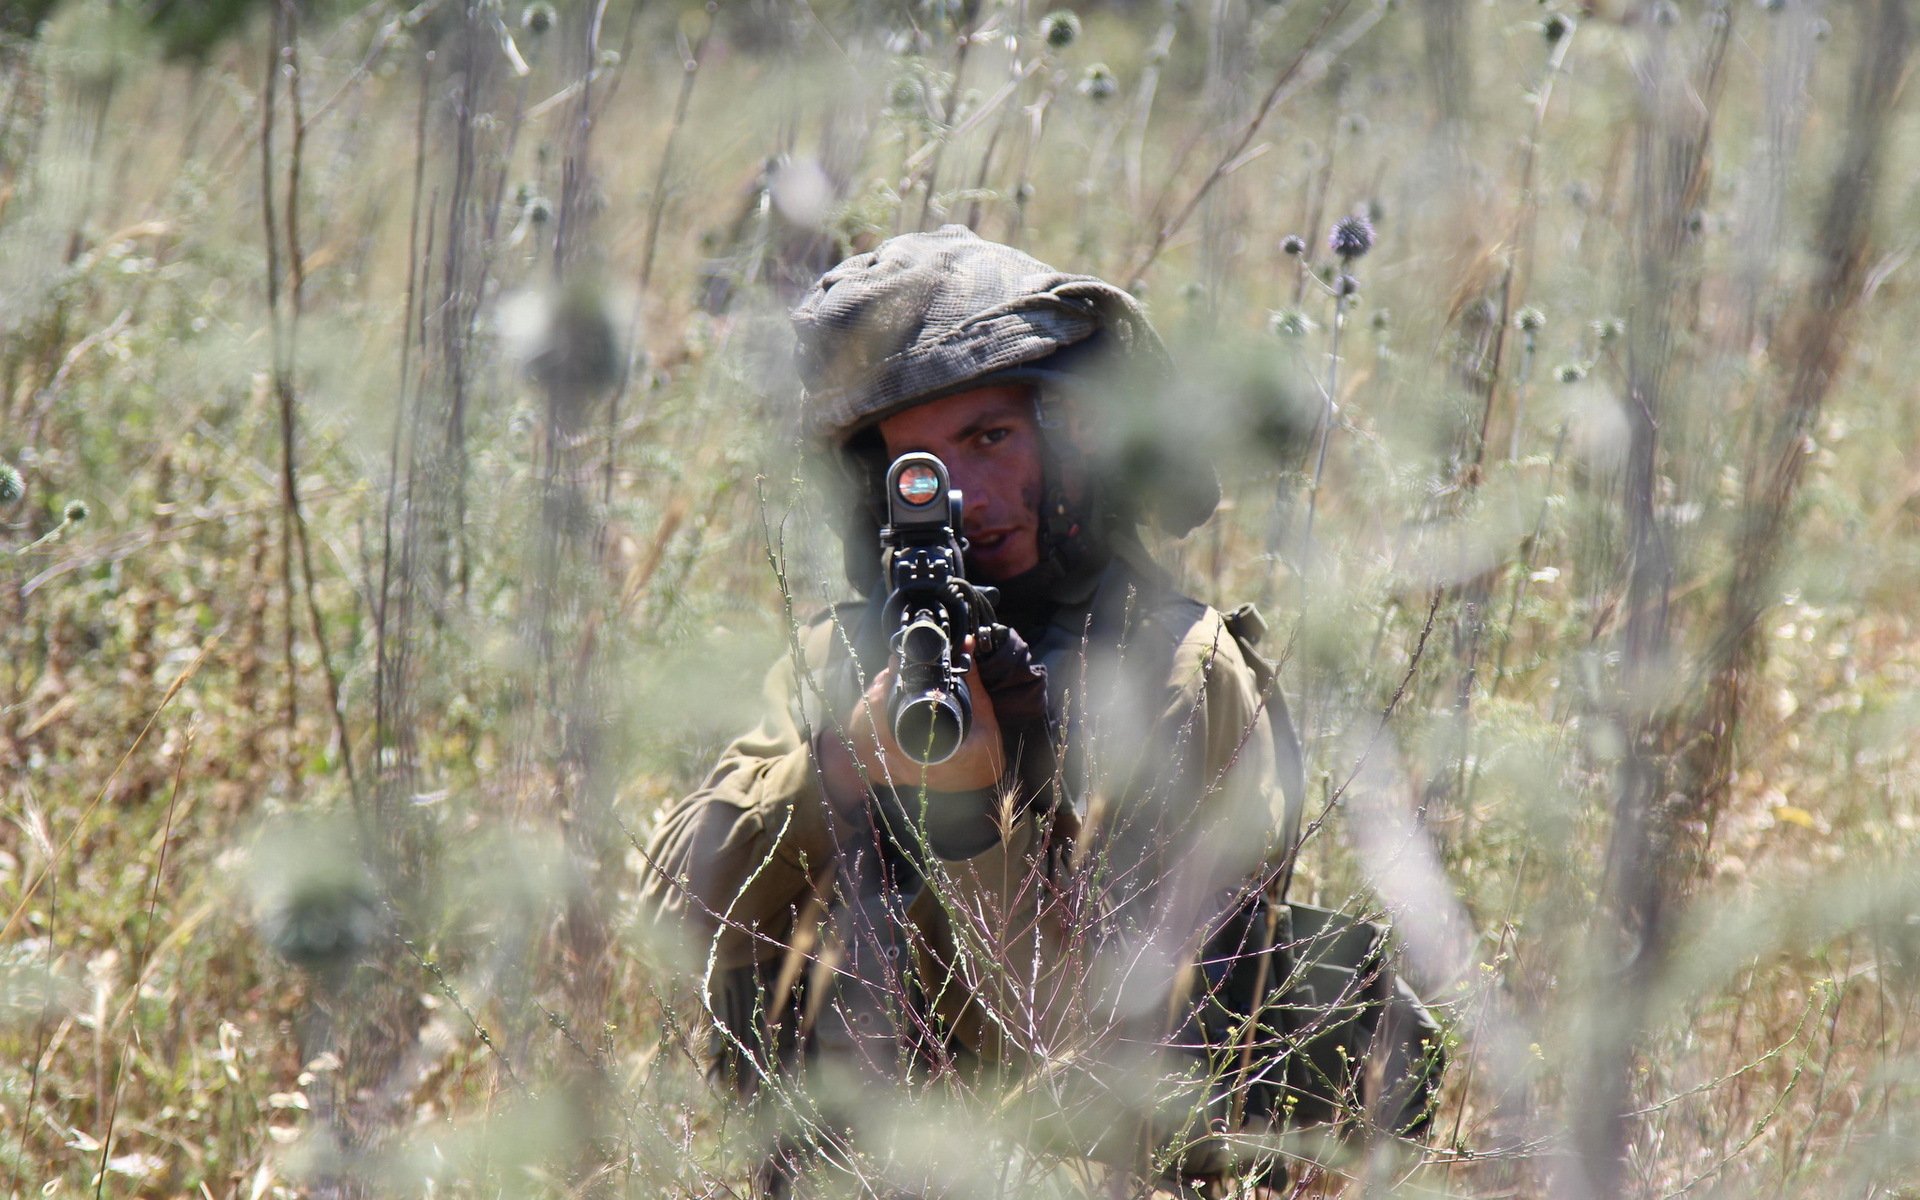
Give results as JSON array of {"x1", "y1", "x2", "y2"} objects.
[{"x1": 791, "y1": 225, "x2": 1173, "y2": 444}]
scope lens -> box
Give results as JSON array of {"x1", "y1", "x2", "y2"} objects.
[{"x1": 896, "y1": 464, "x2": 942, "y2": 507}]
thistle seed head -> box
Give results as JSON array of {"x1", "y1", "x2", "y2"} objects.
[
  {"x1": 1269, "y1": 309, "x2": 1316, "y2": 338},
  {"x1": 1515, "y1": 306, "x2": 1546, "y2": 334},
  {"x1": 1078, "y1": 63, "x2": 1117, "y2": 101},
  {"x1": 889, "y1": 76, "x2": 923, "y2": 110},
  {"x1": 1329, "y1": 213, "x2": 1374, "y2": 261},
  {"x1": 521, "y1": 2, "x2": 555, "y2": 34},
  {"x1": 1281, "y1": 234, "x2": 1307, "y2": 256},
  {"x1": 1555, "y1": 363, "x2": 1587, "y2": 384},
  {"x1": 0, "y1": 462, "x2": 21, "y2": 506},
  {"x1": 1544, "y1": 13, "x2": 1572, "y2": 42},
  {"x1": 1041, "y1": 10, "x2": 1080, "y2": 49},
  {"x1": 64, "y1": 499, "x2": 89, "y2": 523}
]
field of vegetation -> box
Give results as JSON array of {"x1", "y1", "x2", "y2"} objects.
[{"x1": 3, "y1": 0, "x2": 1917, "y2": 1195}]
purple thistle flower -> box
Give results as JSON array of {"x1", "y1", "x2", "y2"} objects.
[
  {"x1": 1281, "y1": 234, "x2": 1306, "y2": 256},
  {"x1": 1329, "y1": 213, "x2": 1374, "y2": 261}
]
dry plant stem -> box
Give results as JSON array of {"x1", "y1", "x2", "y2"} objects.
[
  {"x1": 2, "y1": 637, "x2": 216, "y2": 944},
  {"x1": 265, "y1": 1, "x2": 360, "y2": 800},
  {"x1": 1123, "y1": 17, "x2": 1179, "y2": 207},
  {"x1": 916, "y1": 15, "x2": 978, "y2": 229},
  {"x1": 1298, "y1": 587, "x2": 1442, "y2": 848},
  {"x1": 1485, "y1": 422, "x2": 1568, "y2": 702},
  {"x1": 1675, "y1": 0, "x2": 1910, "y2": 875},
  {"x1": 1295, "y1": 115, "x2": 1339, "y2": 310},
  {"x1": 10, "y1": 832, "x2": 56, "y2": 1198},
  {"x1": 1298, "y1": 287, "x2": 1346, "y2": 577},
  {"x1": 374, "y1": 58, "x2": 433, "y2": 770},
  {"x1": 89, "y1": 722, "x2": 191, "y2": 1199},
  {"x1": 1571, "y1": 16, "x2": 1734, "y2": 1200},
  {"x1": 639, "y1": 2, "x2": 714, "y2": 292},
  {"x1": 1468, "y1": 28, "x2": 1574, "y2": 480},
  {"x1": 1001, "y1": 85, "x2": 1056, "y2": 244},
  {"x1": 1444, "y1": 33, "x2": 1572, "y2": 827},
  {"x1": 1127, "y1": 0, "x2": 1375, "y2": 291},
  {"x1": 260, "y1": 10, "x2": 299, "y2": 796},
  {"x1": 436, "y1": 7, "x2": 495, "y2": 605}
]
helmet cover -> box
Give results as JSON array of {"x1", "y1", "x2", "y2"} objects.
[{"x1": 792, "y1": 225, "x2": 1175, "y2": 445}]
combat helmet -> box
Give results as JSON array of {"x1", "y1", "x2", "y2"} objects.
[{"x1": 791, "y1": 225, "x2": 1219, "y2": 595}]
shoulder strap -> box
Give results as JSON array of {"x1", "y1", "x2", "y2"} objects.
[{"x1": 1220, "y1": 603, "x2": 1306, "y2": 901}]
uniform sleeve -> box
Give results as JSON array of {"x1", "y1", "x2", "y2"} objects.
[
  {"x1": 637, "y1": 631, "x2": 850, "y2": 974},
  {"x1": 1088, "y1": 606, "x2": 1284, "y2": 947}
]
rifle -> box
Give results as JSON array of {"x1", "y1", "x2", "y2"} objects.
[{"x1": 878, "y1": 452, "x2": 996, "y2": 765}]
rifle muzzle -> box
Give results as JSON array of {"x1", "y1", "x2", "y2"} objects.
[{"x1": 889, "y1": 617, "x2": 971, "y2": 765}]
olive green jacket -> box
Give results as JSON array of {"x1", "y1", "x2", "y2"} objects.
[{"x1": 638, "y1": 556, "x2": 1299, "y2": 1058}]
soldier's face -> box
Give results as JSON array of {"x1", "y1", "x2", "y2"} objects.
[{"x1": 878, "y1": 384, "x2": 1045, "y2": 583}]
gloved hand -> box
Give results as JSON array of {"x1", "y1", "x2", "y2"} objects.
[{"x1": 817, "y1": 623, "x2": 1054, "y2": 861}]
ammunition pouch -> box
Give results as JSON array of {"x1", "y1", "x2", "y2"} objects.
[{"x1": 1187, "y1": 894, "x2": 1447, "y2": 1142}]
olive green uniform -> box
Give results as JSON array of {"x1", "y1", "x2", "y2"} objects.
[{"x1": 639, "y1": 552, "x2": 1292, "y2": 1071}]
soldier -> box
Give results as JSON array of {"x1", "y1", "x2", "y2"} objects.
[{"x1": 640, "y1": 226, "x2": 1308, "y2": 1192}]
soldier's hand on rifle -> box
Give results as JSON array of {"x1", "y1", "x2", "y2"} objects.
[{"x1": 819, "y1": 636, "x2": 1005, "y2": 808}]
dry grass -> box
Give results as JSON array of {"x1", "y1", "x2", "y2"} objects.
[{"x1": 2, "y1": 0, "x2": 1917, "y2": 1195}]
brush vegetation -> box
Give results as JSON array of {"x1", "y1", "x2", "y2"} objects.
[{"x1": 2, "y1": 0, "x2": 1917, "y2": 1196}]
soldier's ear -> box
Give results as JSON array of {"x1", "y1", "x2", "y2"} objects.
[{"x1": 1034, "y1": 387, "x2": 1092, "y2": 454}]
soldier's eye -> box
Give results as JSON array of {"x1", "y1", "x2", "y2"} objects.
[{"x1": 979, "y1": 427, "x2": 1012, "y2": 447}]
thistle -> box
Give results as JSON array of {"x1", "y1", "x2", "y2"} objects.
[
  {"x1": 521, "y1": 2, "x2": 555, "y2": 34},
  {"x1": 1515, "y1": 306, "x2": 1546, "y2": 334},
  {"x1": 1281, "y1": 234, "x2": 1306, "y2": 256},
  {"x1": 0, "y1": 462, "x2": 21, "y2": 506},
  {"x1": 64, "y1": 499, "x2": 89, "y2": 523},
  {"x1": 1269, "y1": 309, "x2": 1316, "y2": 338},
  {"x1": 1544, "y1": 13, "x2": 1572, "y2": 43},
  {"x1": 1078, "y1": 63, "x2": 1117, "y2": 101},
  {"x1": 1329, "y1": 213, "x2": 1374, "y2": 261},
  {"x1": 1041, "y1": 10, "x2": 1080, "y2": 49}
]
